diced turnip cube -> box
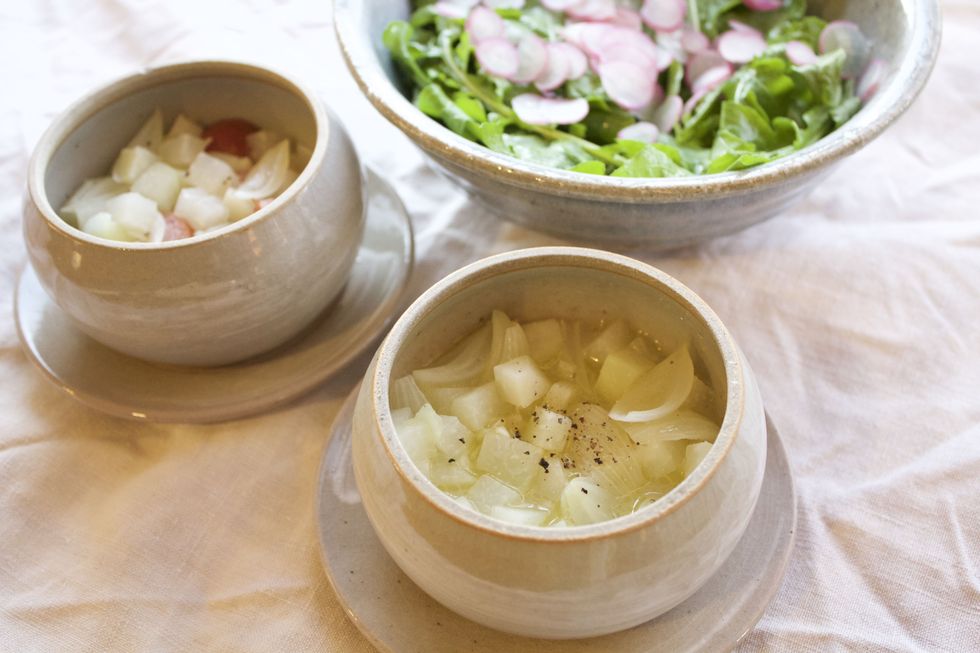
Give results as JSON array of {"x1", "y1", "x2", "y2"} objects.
[
  {"x1": 429, "y1": 458, "x2": 478, "y2": 492},
  {"x1": 104, "y1": 192, "x2": 164, "y2": 242},
  {"x1": 395, "y1": 417, "x2": 436, "y2": 473},
  {"x1": 167, "y1": 113, "x2": 203, "y2": 138},
  {"x1": 490, "y1": 505, "x2": 550, "y2": 526},
  {"x1": 127, "y1": 108, "x2": 164, "y2": 151},
  {"x1": 174, "y1": 188, "x2": 229, "y2": 230},
  {"x1": 390, "y1": 407, "x2": 412, "y2": 426},
  {"x1": 595, "y1": 346, "x2": 655, "y2": 404},
  {"x1": 81, "y1": 211, "x2": 131, "y2": 241},
  {"x1": 413, "y1": 405, "x2": 470, "y2": 458},
  {"x1": 158, "y1": 133, "x2": 208, "y2": 168},
  {"x1": 476, "y1": 425, "x2": 544, "y2": 491},
  {"x1": 60, "y1": 177, "x2": 127, "y2": 227},
  {"x1": 585, "y1": 320, "x2": 632, "y2": 364},
  {"x1": 527, "y1": 456, "x2": 566, "y2": 506},
  {"x1": 493, "y1": 355, "x2": 550, "y2": 408},
  {"x1": 523, "y1": 318, "x2": 563, "y2": 363},
  {"x1": 222, "y1": 188, "x2": 255, "y2": 222},
  {"x1": 187, "y1": 152, "x2": 237, "y2": 196},
  {"x1": 525, "y1": 407, "x2": 572, "y2": 452},
  {"x1": 111, "y1": 146, "x2": 158, "y2": 184},
  {"x1": 465, "y1": 474, "x2": 522, "y2": 515},
  {"x1": 131, "y1": 162, "x2": 183, "y2": 212},
  {"x1": 561, "y1": 477, "x2": 615, "y2": 525},
  {"x1": 553, "y1": 359, "x2": 576, "y2": 381},
  {"x1": 450, "y1": 382, "x2": 509, "y2": 431},
  {"x1": 637, "y1": 440, "x2": 686, "y2": 479},
  {"x1": 211, "y1": 152, "x2": 254, "y2": 174},
  {"x1": 427, "y1": 386, "x2": 469, "y2": 414},
  {"x1": 683, "y1": 442, "x2": 713, "y2": 477},
  {"x1": 246, "y1": 129, "x2": 283, "y2": 160},
  {"x1": 542, "y1": 381, "x2": 579, "y2": 412},
  {"x1": 454, "y1": 495, "x2": 477, "y2": 512}
]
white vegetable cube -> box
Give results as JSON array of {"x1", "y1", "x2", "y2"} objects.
[
  {"x1": 490, "y1": 505, "x2": 550, "y2": 526},
  {"x1": 595, "y1": 346, "x2": 655, "y2": 404},
  {"x1": 683, "y1": 442, "x2": 713, "y2": 477},
  {"x1": 127, "y1": 108, "x2": 163, "y2": 150},
  {"x1": 158, "y1": 133, "x2": 208, "y2": 168},
  {"x1": 167, "y1": 113, "x2": 203, "y2": 138},
  {"x1": 223, "y1": 189, "x2": 256, "y2": 222},
  {"x1": 493, "y1": 355, "x2": 550, "y2": 408},
  {"x1": 174, "y1": 188, "x2": 230, "y2": 230},
  {"x1": 426, "y1": 386, "x2": 468, "y2": 415},
  {"x1": 187, "y1": 152, "x2": 237, "y2": 196},
  {"x1": 395, "y1": 418, "x2": 436, "y2": 472},
  {"x1": 525, "y1": 407, "x2": 572, "y2": 452},
  {"x1": 449, "y1": 382, "x2": 509, "y2": 431},
  {"x1": 585, "y1": 320, "x2": 631, "y2": 364},
  {"x1": 500, "y1": 323, "x2": 530, "y2": 362},
  {"x1": 60, "y1": 177, "x2": 127, "y2": 227},
  {"x1": 476, "y1": 425, "x2": 544, "y2": 491},
  {"x1": 104, "y1": 192, "x2": 164, "y2": 242},
  {"x1": 560, "y1": 477, "x2": 614, "y2": 525},
  {"x1": 111, "y1": 146, "x2": 158, "y2": 184},
  {"x1": 212, "y1": 152, "x2": 254, "y2": 174},
  {"x1": 81, "y1": 211, "x2": 131, "y2": 241},
  {"x1": 131, "y1": 162, "x2": 183, "y2": 212},
  {"x1": 527, "y1": 456, "x2": 566, "y2": 505},
  {"x1": 413, "y1": 404, "x2": 470, "y2": 458},
  {"x1": 523, "y1": 318, "x2": 563, "y2": 363},
  {"x1": 465, "y1": 474, "x2": 522, "y2": 515},
  {"x1": 246, "y1": 129, "x2": 283, "y2": 160},
  {"x1": 637, "y1": 440, "x2": 686, "y2": 479},
  {"x1": 428, "y1": 458, "x2": 477, "y2": 492},
  {"x1": 542, "y1": 381, "x2": 579, "y2": 412}
]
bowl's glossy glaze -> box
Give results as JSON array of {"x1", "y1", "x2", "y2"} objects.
[
  {"x1": 350, "y1": 248, "x2": 768, "y2": 638},
  {"x1": 335, "y1": 0, "x2": 940, "y2": 248},
  {"x1": 23, "y1": 61, "x2": 365, "y2": 367}
]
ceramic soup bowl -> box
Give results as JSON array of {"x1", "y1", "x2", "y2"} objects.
[
  {"x1": 23, "y1": 60, "x2": 364, "y2": 367},
  {"x1": 351, "y1": 247, "x2": 768, "y2": 638}
]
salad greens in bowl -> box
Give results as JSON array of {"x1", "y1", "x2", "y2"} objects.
[{"x1": 336, "y1": 0, "x2": 939, "y2": 247}]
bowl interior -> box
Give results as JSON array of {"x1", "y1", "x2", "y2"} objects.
[
  {"x1": 378, "y1": 250, "x2": 739, "y2": 536},
  {"x1": 42, "y1": 64, "x2": 318, "y2": 222}
]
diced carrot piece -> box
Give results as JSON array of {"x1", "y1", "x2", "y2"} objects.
[
  {"x1": 163, "y1": 213, "x2": 194, "y2": 240},
  {"x1": 202, "y1": 118, "x2": 258, "y2": 157}
]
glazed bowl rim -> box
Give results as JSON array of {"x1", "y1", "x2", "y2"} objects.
[
  {"x1": 367, "y1": 246, "x2": 750, "y2": 542},
  {"x1": 27, "y1": 59, "x2": 331, "y2": 251}
]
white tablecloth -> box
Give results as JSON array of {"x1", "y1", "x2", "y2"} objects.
[{"x1": 1, "y1": 1, "x2": 978, "y2": 651}]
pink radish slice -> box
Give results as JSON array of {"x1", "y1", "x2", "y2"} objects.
[
  {"x1": 466, "y1": 6, "x2": 505, "y2": 43},
  {"x1": 743, "y1": 0, "x2": 783, "y2": 11},
  {"x1": 617, "y1": 121, "x2": 660, "y2": 142},
  {"x1": 640, "y1": 0, "x2": 686, "y2": 32},
  {"x1": 680, "y1": 28, "x2": 710, "y2": 54},
  {"x1": 598, "y1": 60, "x2": 656, "y2": 110},
  {"x1": 819, "y1": 20, "x2": 871, "y2": 79},
  {"x1": 608, "y1": 7, "x2": 643, "y2": 31},
  {"x1": 433, "y1": 0, "x2": 474, "y2": 19},
  {"x1": 512, "y1": 34, "x2": 549, "y2": 83},
  {"x1": 857, "y1": 58, "x2": 885, "y2": 102},
  {"x1": 785, "y1": 40, "x2": 817, "y2": 65},
  {"x1": 653, "y1": 95, "x2": 683, "y2": 132},
  {"x1": 597, "y1": 26, "x2": 662, "y2": 65},
  {"x1": 553, "y1": 42, "x2": 588, "y2": 79},
  {"x1": 567, "y1": 0, "x2": 617, "y2": 21},
  {"x1": 726, "y1": 19, "x2": 763, "y2": 36},
  {"x1": 512, "y1": 94, "x2": 590, "y2": 124},
  {"x1": 683, "y1": 88, "x2": 708, "y2": 115},
  {"x1": 597, "y1": 42, "x2": 660, "y2": 75},
  {"x1": 542, "y1": 0, "x2": 582, "y2": 10},
  {"x1": 536, "y1": 44, "x2": 571, "y2": 91},
  {"x1": 561, "y1": 22, "x2": 609, "y2": 54},
  {"x1": 717, "y1": 29, "x2": 766, "y2": 63},
  {"x1": 484, "y1": 0, "x2": 525, "y2": 8},
  {"x1": 686, "y1": 49, "x2": 728, "y2": 82},
  {"x1": 475, "y1": 38, "x2": 520, "y2": 78},
  {"x1": 691, "y1": 65, "x2": 732, "y2": 95}
]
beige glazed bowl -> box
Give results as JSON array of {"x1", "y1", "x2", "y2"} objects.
[
  {"x1": 336, "y1": 0, "x2": 940, "y2": 248},
  {"x1": 23, "y1": 61, "x2": 365, "y2": 367},
  {"x1": 351, "y1": 247, "x2": 768, "y2": 639}
]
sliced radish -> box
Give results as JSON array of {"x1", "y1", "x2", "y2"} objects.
[
  {"x1": 680, "y1": 28, "x2": 710, "y2": 54},
  {"x1": 484, "y1": 0, "x2": 525, "y2": 8},
  {"x1": 726, "y1": 19, "x2": 762, "y2": 35},
  {"x1": 691, "y1": 65, "x2": 732, "y2": 95},
  {"x1": 598, "y1": 27, "x2": 663, "y2": 69},
  {"x1": 857, "y1": 58, "x2": 885, "y2": 103},
  {"x1": 567, "y1": 0, "x2": 617, "y2": 21},
  {"x1": 466, "y1": 6, "x2": 505, "y2": 43},
  {"x1": 513, "y1": 34, "x2": 549, "y2": 83},
  {"x1": 717, "y1": 28, "x2": 767, "y2": 64},
  {"x1": 475, "y1": 38, "x2": 520, "y2": 78},
  {"x1": 819, "y1": 20, "x2": 871, "y2": 79},
  {"x1": 744, "y1": 0, "x2": 783, "y2": 9},
  {"x1": 597, "y1": 42, "x2": 660, "y2": 75},
  {"x1": 541, "y1": 0, "x2": 582, "y2": 11},
  {"x1": 653, "y1": 95, "x2": 683, "y2": 132},
  {"x1": 561, "y1": 22, "x2": 609, "y2": 55},
  {"x1": 599, "y1": 60, "x2": 656, "y2": 110},
  {"x1": 512, "y1": 94, "x2": 590, "y2": 125},
  {"x1": 617, "y1": 121, "x2": 660, "y2": 142},
  {"x1": 608, "y1": 6, "x2": 643, "y2": 31},
  {"x1": 553, "y1": 42, "x2": 588, "y2": 79},
  {"x1": 432, "y1": 0, "x2": 475, "y2": 19},
  {"x1": 683, "y1": 89, "x2": 706, "y2": 115},
  {"x1": 686, "y1": 49, "x2": 728, "y2": 82},
  {"x1": 536, "y1": 44, "x2": 571, "y2": 91},
  {"x1": 640, "y1": 0, "x2": 686, "y2": 32},
  {"x1": 785, "y1": 40, "x2": 818, "y2": 65}
]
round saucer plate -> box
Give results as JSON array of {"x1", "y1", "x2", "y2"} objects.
[
  {"x1": 316, "y1": 388, "x2": 797, "y2": 653},
  {"x1": 14, "y1": 169, "x2": 414, "y2": 424}
]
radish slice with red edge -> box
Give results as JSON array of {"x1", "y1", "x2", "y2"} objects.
[
  {"x1": 512, "y1": 94, "x2": 590, "y2": 125},
  {"x1": 726, "y1": 19, "x2": 762, "y2": 35},
  {"x1": 513, "y1": 34, "x2": 549, "y2": 83},
  {"x1": 686, "y1": 49, "x2": 728, "y2": 82},
  {"x1": 653, "y1": 95, "x2": 683, "y2": 132},
  {"x1": 598, "y1": 60, "x2": 656, "y2": 110},
  {"x1": 542, "y1": 0, "x2": 582, "y2": 10},
  {"x1": 475, "y1": 38, "x2": 520, "y2": 79},
  {"x1": 567, "y1": 0, "x2": 617, "y2": 21},
  {"x1": 432, "y1": 0, "x2": 478, "y2": 19},
  {"x1": 553, "y1": 42, "x2": 588, "y2": 79},
  {"x1": 680, "y1": 28, "x2": 710, "y2": 54},
  {"x1": 598, "y1": 27, "x2": 662, "y2": 68},
  {"x1": 466, "y1": 6, "x2": 505, "y2": 43},
  {"x1": 609, "y1": 7, "x2": 643, "y2": 31},
  {"x1": 819, "y1": 20, "x2": 871, "y2": 79},
  {"x1": 484, "y1": 0, "x2": 525, "y2": 8},
  {"x1": 717, "y1": 29, "x2": 767, "y2": 64},
  {"x1": 617, "y1": 121, "x2": 660, "y2": 143},
  {"x1": 536, "y1": 44, "x2": 571, "y2": 91},
  {"x1": 857, "y1": 58, "x2": 885, "y2": 102},
  {"x1": 744, "y1": 0, "x2": 783, "y2": 10},
  {"x1": 640, "y1": 0, "x2": 686, "y2": 32},
  {"x1": 691, "y1": 65, "x2": 732, "y2": 95},
  {"x1": 785, "y1": 40, "x2": 818, "y2": 65},
  {"x1": 597, "y1": 42, "x2": 660, "y2": 76}
]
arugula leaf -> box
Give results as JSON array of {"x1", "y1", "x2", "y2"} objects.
[
  {"x1": 383, "y1": 21, "x2": 430, "y2": 88},
  {"x1": 570, "y1": 160, "x2": 607, "y2": 175},
  {"x1": 693, "y1": 0, "x2": 744, "y2": 37},
  {"x1": 502, "y1": 133, "x2": 592, "y2": 169},
  {"x1": 767, "y1": 16, "x2": 827, "y2": 49},
  {"x1": 792, "y1": 49, "x2": 846, "y2": 108},
  {"x1": 415, "y1": 84, "x2": 479, "y2": 140},
  {"x1": 612, "y1": 144, "x2": 692, "y2": 178}
]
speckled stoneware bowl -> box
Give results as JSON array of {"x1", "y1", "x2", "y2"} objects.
[
  {"x1": 335, "y1": 0, "x2": 940, "y2": 249},
  {"x1": 350, "y1": 247, "x2": 768, "y2": 639},
  {"x1": 23, "y1": 60, "x2": 365, "y2": 367}
]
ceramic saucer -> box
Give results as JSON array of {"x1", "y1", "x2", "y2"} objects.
[
  {"x1": 14, "y1": 169, "x2": 414, "y2": 424},
  {"x1": 316, "y1": 387, "x2": 797, "y2": 653}
]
